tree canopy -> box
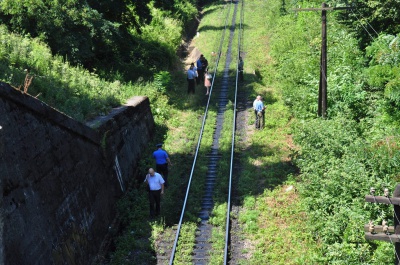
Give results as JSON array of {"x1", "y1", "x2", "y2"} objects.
[{"x1": 0, "y1": 0, "x2": 200, "y2": 81}]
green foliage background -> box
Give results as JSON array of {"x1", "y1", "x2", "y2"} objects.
[
  {"x1": 0, "y1": 0, "x2": 203, "y2": 121},
  {"x1": 265, "y1": 0, "x2": 400, "y2": 263},
  {"x1": 0, "y1": 0, "x2": 201, "y2": 79},
  {"x1": 1, "y1": 0, "x2": 400, "y2": 263}
]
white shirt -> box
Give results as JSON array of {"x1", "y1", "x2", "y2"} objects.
[
  {"x1": 253, "y1": 99, "x2": 258, "y2": 110},
  {"x1": 145, "y1": 173, "x2": 165, "y2": 191}
]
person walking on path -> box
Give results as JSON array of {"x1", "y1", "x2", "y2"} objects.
[
  {"x1": 204, "y1": 69, "x2": 212, "y2": 95},
  {"x1": 254, "y1": 95, "x2": 265, "y2": 129},
  {"x1": 144, "y1": 168, "x2": 165, "y2": 218},
  {"x1": 153, "y1": 143, "x2": 172, "y2": 187},
  {"x1": 187, "y1": 63, "x2": 196, "y2": 94}
]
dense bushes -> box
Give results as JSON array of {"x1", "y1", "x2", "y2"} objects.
[
  {"x1": 0, "y1": 25, "x2": 180, "y2": 121},
  {"x1": 0, "y1": 0, "x2": 199, "y2": 81},
  {"x1": 0, "y1": 0, "x2": 201, "y2": 120},
  {"x1": 366, "y1": 34, "x2": 400, "y2": 126}
]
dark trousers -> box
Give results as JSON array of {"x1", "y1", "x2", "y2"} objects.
[
  {"x1": 188, "y1": 79, "x2": 195, "y2": 94},
  {"x1": 156, "y1": 163, "x2": 168, "y2": 187},
  {"x1": 197, "y1": 69, "x2": 204, "y2": 84},
  {"x1": 239, "y1": 70, "x2": 244, "y2": 81},
  {"x1": 255, "y1": 110, "x2": 265, "y2": 129},
  {"x1": 149, "y1": 189, "x2": 161, "y2": 217}
]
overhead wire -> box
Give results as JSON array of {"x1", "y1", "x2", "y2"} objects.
[{"x1": 349, "y1": 7, "x2": 389, "y2": 52}]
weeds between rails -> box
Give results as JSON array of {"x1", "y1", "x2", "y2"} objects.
[{"x1": 167, "y1": 0, "x2": 245, "y2": 264}]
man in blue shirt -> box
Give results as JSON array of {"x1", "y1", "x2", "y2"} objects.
[
  {"x1": 144, "y1": 168, "x2": 165, "y2": 218},
  {"x1": 153, "y1": 143, "x2": 172, "y2": 187},
  {"x1": 254, "y1": 96, "x2": 265, "y2": 129}
]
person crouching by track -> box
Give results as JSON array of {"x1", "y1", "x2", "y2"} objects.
[
  {"x1": 153, "y1": 143, "x2": 172, "y2": 187},
  {"x1": 204, "y1": 69, "x2": 212, "y2": 95},
  {"x1": 144, "y1": 168, "x2": 165, "y2": 218},
  {"x1": 254, "y1": 95, "x2": 266, "y2": 129},
  {"x1": 187, "y1": 63, "x2": 196, "y2": 94}
]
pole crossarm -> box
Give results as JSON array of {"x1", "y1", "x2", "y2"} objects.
[
  {"x1": 292, "y1": 7, "x2": 352, "y2": 12},
  {"x1": 365, "y1": 233, "x2": 400, "y2": 243},
  {"x1": 364, "y1": 225, "x2": 395, "y2": 234},
  {"x1": 363, "y1": 184, "x2": 400, "y2": 263},
  {"x1": 365, "y1": 195, "x2": 400, "y2": 205}
]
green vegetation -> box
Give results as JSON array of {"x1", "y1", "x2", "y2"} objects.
[
  {"x1": 0, "y1": 0, "x2": 204, "y2": 121},
  {"x1": 2, "y1": 0, "x2": 400, "y2": 263},
  {"x1": 0, "y1": 0, "x2": 200, "y2": 77},
  {"x1": 110, "y1": 0, "x2": 400, "y2": 263},
  {"x1": 236, "y1": 0, "x2": 400, "y2": 264}
]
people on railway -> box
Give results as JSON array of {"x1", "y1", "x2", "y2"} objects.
[
  {"x1": 187, "y1": 63, "x2": 196, "y2": 94},
  {"x1": 153, "y1": 143, "x2": 172, "y2": 187},
  {"x1": 144, "y1": 168, "x2": 165, "y2": 218},
  {"x1": 254, "y1": 95, "x2": 265, "y2": 129},
  {"x1": 238, "y1": 57, "x2": 244, "y2": 81},
  {"x1": 204, "y1": 69, "x2": 212, "y2": 95}
]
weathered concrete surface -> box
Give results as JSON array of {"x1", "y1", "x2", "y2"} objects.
[
  {"x1": 91, "y1": 96, "x2": 155, "y2": 192},
  {"x1": 0, "y1": 82, "x2": 154, "y2": 264}
]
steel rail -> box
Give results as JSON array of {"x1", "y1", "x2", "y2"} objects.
[
  {"x1": 168, "y1": 2, "x2": 234, "y2": 264},
  {"x1": 223, "y1": 0, "x2": 244, "y2": 263}
]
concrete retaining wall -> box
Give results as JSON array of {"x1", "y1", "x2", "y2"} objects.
[{"x1": 0, "y1": 82, "x2": 154, "y2": 264}]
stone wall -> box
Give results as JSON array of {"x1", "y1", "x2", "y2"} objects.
[{"x1": 0, "y1": 82, "x2": 154, "y2": 264}]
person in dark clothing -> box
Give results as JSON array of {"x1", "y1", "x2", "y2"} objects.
[
  {"x1": 152, "y1": 143, "x2": 172, "y2": 187},
  {"x1": 144, "y1": 168, "x2": 165, "y2": 218},
  {"x1": 238, "y1": 57, "x2": 244, "y2": 81},
  {"x1": 196, "y1": 55, "x2": 204, "y2": 84},
  {"x1": 201, "y1": 55, "x2": 208, "y2": 77}
]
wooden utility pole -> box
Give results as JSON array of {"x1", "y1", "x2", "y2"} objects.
[
  {"x1": 319, "y1": 2, "x2": 327, "y2": 117},
  {"x1": 364, "y1": 184, "x2": 400, "y2": 264},
  {"x1": 293, "y1": 3, "x2": 351, "y2": 117}
]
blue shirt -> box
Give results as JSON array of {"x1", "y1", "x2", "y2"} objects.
[
  {"x1": 196, "y1": 59, "x2": 203, "y2": 70},
  {"x1": 187, "y1": 69, "x2": 196, "y2": 79},
  {"x1": 153, "y1": 149, "x2": 169, "y2": 164},
  {"x1": 255, "y1": 100, "x2": 264, "y2": 112}
]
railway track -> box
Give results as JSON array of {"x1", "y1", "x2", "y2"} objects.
[{"x1": 157, "y1": 1, "x2": 245, "y2": 264}]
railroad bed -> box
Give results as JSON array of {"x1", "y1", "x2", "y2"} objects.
[{"x1": 156, "y1": 1, "x2": 245, "y2": 264}]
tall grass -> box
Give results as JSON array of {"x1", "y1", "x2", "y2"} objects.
[{"x1": 0, "y1": 25, "x2": 151, "y2": 121}]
